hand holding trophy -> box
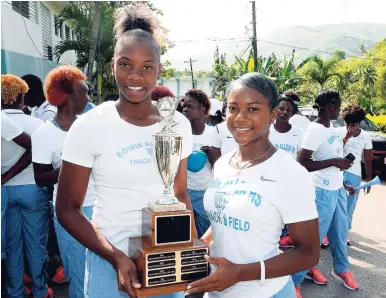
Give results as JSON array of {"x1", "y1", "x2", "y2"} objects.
[{"x1": 130, "y1": 97, "x2": 209, "y2": 297}]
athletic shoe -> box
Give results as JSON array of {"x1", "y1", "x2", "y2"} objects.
[
  {"x1": 332, "y1": 271, "x2": 359, "y2": 291},
  {"x1": 321, "y1": 236, "x2": 329, "y2": 249},
  {"x1": 24, "y1": 273, "x2": 32, "y2": 283},
  {"x1": 305, "y1": 268, "x2": 328, "y2": 285},
  {"x1": 295, "y1": 286, "x2": 302, "y2": 298},
  {"x1": 51, "y1": 265, "x2": 66, "y2": 283},
  {"x1": 25, "y1": 286, "x2": 32, "y2": 297},
  {"x1": 279, "y1": 235, "x2": 294, "y2": 248}
]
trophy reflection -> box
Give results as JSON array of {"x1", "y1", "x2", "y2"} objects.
[{"x1": 130, "y1": 97, "x2": 209, "y2": 297}]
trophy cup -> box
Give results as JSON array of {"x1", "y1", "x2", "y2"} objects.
[{"x1": 130, "y1": 97, "x2": 209, "y2": 297}]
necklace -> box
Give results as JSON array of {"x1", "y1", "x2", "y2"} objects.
[
  {"x1": 230, "y1": 145, "x2": 273, "y2": 174},
  {"x1": 52, "y1": 117, "x2": 71, "y2": 131}
]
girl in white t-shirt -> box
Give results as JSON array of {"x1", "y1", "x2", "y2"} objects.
[
  {"x1": 56, "y1": 5, "x2": 192, "y2": 298},
  {"x1": 269, "y1": 95, "x2": 304, "y2": 249},
  {"x1": 31, "y1": 65, "x2": 94, "y2": 298},
  {"x1": 1, "y1": 112, "x2": 32, "y2": 296},
  {"x1": 182, "y1": 89, "x2": 214, "y2": 238},
  {"x1": 1, "y1": 75, "x2": 52, "y2": 297},
  {"x1": 185, "y1": 73, "x2": 320, "y2": 298},
  {"x1": 285, "y1": 90, "x2": 310, "y2": 132},
  {"x1": 291, "y1": 90, "x2": 359, "y2": 296},
  {"x1": 339, "y1": 105, "x2": 373, "y2": 243}
]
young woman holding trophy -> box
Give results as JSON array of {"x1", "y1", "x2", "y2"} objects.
[
  {"x1": 185, "y1": 73, "x2": 320, "y2": 298},
  {"x1": 55, "y1": 4, "x2": 193, "y2": 298}
]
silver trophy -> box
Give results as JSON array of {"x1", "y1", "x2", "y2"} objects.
[{"x1": 150, "y1": 97, "x2": 185, "y2": 211}]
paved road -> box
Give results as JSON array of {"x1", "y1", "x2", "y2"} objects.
[
  {"x1": 301, "y1": 182, "x2": 386, "y2": 298},
  {"x1": 53, "y1": 182, "x2": 386, "y2": 298}
]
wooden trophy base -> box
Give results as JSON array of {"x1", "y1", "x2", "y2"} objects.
[{"x1": 130, "y1": 237, "x2": 209, "y2": 297}]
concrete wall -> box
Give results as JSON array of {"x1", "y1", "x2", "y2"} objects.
[
  {"x1": 161, "y1": 77, "x2": 214, "y2": 98},
  {"x1": 1, "y1": 1, "x2": 77, "y2": 79}
]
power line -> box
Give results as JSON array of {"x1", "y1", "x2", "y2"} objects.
[
  {"x1": 293, "y1": 25, "x2": 379, "y2": 43},
  {"x1": 21, "y1": 14, "x2": 53, "y2": 70},
  {"x1": 257, "y1": 38, "x2": 379, "y2": 61}
]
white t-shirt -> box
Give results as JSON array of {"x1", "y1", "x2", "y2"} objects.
[
  {"x1": 302, "y1": 122, "x2": 344, "y2": 190},
  {"x1": 211, "y1": 122, "x2": 237, "y2": 156},
  {"x1": 1, "y1": 109, "x2": 42, "y2": 186},
  {"x1": 31, "y1": 121, "x2": 95, "y2": 207},
  {"x1": 289, "y1": 114, "x2": 310, "y2": 132},
  {"x1": 269, "y1": 125, "x2": 303, "y2": 160},
  {"x1": 31, "y1": 102, "x2": 57, "y2": 122},
  {"x1": 203, "y1": 150, "x2": 317, "y2": 298},
  {"x1": 336, "y1": 127, "x2": 373, "y2": 176},
  {"x1": 1, "y1": 111, "x2": 22, "y2": 141},
  {"x1": 61, "y1": 101, "x2": 193, "y2": 256},
  {"x1": 187, "y1": 125, "x2": 214, "y2": 190}
]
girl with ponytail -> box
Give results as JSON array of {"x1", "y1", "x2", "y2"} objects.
[
  {"x1": 55, "y1": 5, "x2": 192, "y2": 298},
  {"x1": 291, "y1": 89, "x2": 359, "y2": 296}
]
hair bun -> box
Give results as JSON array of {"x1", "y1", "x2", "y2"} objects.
[
  {"x1": 312, "y1": 103, "x2": 320, "y2": 110},
  {"x1": 114, "y1": 4, "x2": 160, "y2": 40}
]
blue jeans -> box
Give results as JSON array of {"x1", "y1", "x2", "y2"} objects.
[
  {"x1": 54, "y1": 205, "x2": 93, "y2": 298},
  {"x1": 271, "y1": 278, "x2": 296, "y2": 298},
  {"x1": 5, "y1": 185, "x2": 49, "y2": 298},
  {"x1": 292, "y1": 186, "x2": 349, "y2": 286},
  {"x1": 343, "y1": 171, "x2": 361, "y2": 230},
  {"x1": 84, "y1": 250, "x2": 183, "y2": 298},
  {"x1": 1, "y1": 186, "x2": 8, "y2": 260},
  {"x1": 188, "y1": 189, "x2": 211, "y2": 238}
]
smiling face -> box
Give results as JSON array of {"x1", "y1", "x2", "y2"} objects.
[
  {"x1": 226, "y1": 83, "x2": 277, "y2": 146},
  {"x1": 276, "y1": 100, "x2": 293, "y2": 123},
  {"x1": 113, "y1": 37, "x2": 161, "y2": 104}
]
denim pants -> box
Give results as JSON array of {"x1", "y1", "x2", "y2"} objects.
[
  {"x1": 188, "y1": 189, "x2": 211, "y2": 238},
  {"x1": 5, "y1": 185, "x2": 49, "y2": 298},
  {"x1": 292, "y1": 186, "x2": 349, "y2": 286},
  {"x1": 84, "y1": 250, "x2": 184, "y2": 298},
  {"x1": 271, "y1": 278, "x2": 296, "y2": 298},
  {"x1": 1, "y1": 186, "x2": 8, "y2": 260},
  {"x1": 343, "y1": 171, "x2": 361, "y2": 230},
  {"x1": 54, "y1": 205, "x2": 93, "y2": 298}
]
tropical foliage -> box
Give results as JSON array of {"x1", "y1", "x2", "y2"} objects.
[
  {"x1": 211, "y1": 39, "x2": 386, "y2": 114},
  {"x1": 54, "y1": 1, "x2": 172, "y2": 103}
]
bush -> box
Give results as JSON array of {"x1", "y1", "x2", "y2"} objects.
[{"x1": 367, "y1": 114, "x2": 386, "y2": 133}]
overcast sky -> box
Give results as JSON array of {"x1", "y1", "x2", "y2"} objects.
[{"x1": 154, "y1": 0, "x2": 386, "y2": 68}]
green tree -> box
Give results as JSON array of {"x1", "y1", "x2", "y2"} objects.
[
  {"x1": 297, "y1": 53, "x2": 344, "y2": 89},
  {"x1": 54, "y1": 1, "x2": 172, "y2": 103}
]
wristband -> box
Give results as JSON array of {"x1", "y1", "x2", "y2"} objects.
[{"x1": 259, "y1": 260, "x2": 265, "y2": 286}]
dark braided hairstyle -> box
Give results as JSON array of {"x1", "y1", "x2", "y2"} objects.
[{"x1": 313, "y1": 89, "x2": 341, "y2": 111}]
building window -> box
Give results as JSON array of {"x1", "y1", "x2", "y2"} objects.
[
  {"x1": 54, "y1": 15, "x2": 61, "y2": 37},
  {"x1": 65, "y1": 25, "x2": 70, "y2": 40},
  {"x1": 41, "y1": 3, "x2": 53, "y2": 61},
  {"x1": 11, "y1": 1, "x2": 37, "y2": 23}
]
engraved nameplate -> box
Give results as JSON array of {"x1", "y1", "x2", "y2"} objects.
[
  {"x1": 181, "y1": 271, "x2": 208, "y2": 282},
  {"x1": 148, "y1": 260, "x2": 176, "y2": 270},
  {"x1": 149, "y1": 275, "x2": 177, "y2": 286},
  {"x1": 148, "y1": 268, "x2": 176, "y2": 277},
  {"x1": 181, "y1": 264, "x2": 208, "y2": 273},
  {"x1": 148, "y1": 252, "x2": 176, "y2": 262},
  {"x1": 181, "y1": 256, "x2": 206, "y2": 265},
  {"x1": 181, "y1": 249, "x2": 207, "y2": 258}
]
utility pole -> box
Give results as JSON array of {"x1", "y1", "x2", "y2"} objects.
[
  {"x1": 184, "y1": 58, "x2": 198, "y2": 88},
  {"x1": 251, "y1": 1, "x2": 258, "y2": 72}
]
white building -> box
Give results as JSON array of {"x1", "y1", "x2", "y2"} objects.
[
  {"x1": 160, "y1": 77, "x2": 214, "y2": 98},
  {"x1": 1, "y1": 1, "x2": 76, "y2": 79}
]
